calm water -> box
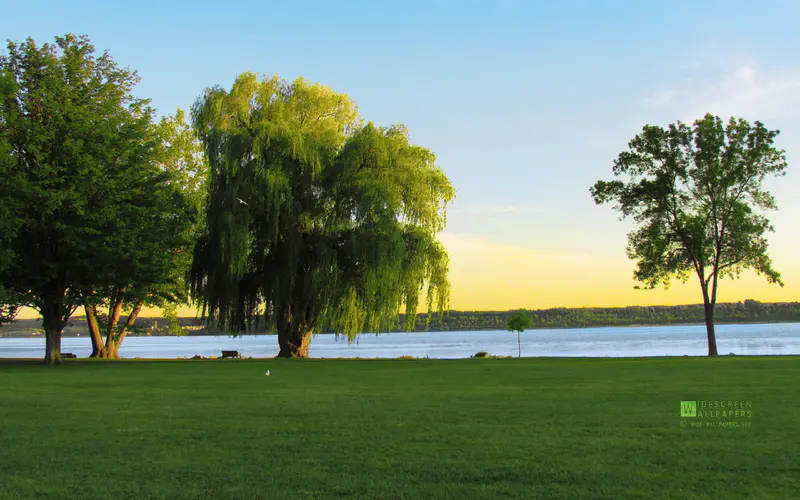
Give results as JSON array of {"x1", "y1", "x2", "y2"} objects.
[{"x1": 1, "y1": 323, "x2": 799, "y2": 359}]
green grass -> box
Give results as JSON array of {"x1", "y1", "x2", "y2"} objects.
[{"x1": 1, "y1": 357, "x2": 798, "y2": 499}]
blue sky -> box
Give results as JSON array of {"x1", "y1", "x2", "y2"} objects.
[{"x1": 4, "y1": 0, "x2": 800, "y2": 310}]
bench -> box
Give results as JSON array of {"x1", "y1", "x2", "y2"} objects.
[
  {"x1": 62, "y1": 353, "x2": 77, "y2": 359},
  {"x1": 221, "y1": 350, "x2": 241, "y2": 359}
]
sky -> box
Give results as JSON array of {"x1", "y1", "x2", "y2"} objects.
[{"x1": 4, "y1": 0, "x2": 800, "y2": 316}]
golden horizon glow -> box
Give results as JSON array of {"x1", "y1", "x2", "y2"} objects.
[{"x1": 439, "y1": 234, "x2": 798, "y2": 311}]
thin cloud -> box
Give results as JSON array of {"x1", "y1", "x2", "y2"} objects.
[
  {"x1": 644, "y1": 65, "x2": 800, "y2": 122},
  {"x1": 700, "y1": 67, "x2": 800, "y2": 120},
  {"x1": 449, "y1": 206, "x2": 542, "y2": 215},
  {"x1": 644, "y1": 89, "x2": 679, "y2": 108},
  {"x1": 487, "y1": 206, "x2": 519, "y2": 214}
]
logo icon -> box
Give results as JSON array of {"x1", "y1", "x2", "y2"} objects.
[{"x1": 680, "y1": 401, "x2": 697, "y2": 417}]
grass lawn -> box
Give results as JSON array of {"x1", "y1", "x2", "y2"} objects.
[{"x1": 0, "y1": 356, "x2": 798, "y2": 499}]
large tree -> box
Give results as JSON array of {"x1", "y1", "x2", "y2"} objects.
[
  {"x1": 590, "y1": 114, "x2": 787, "y2": 356},
  {"x1": 0, "y1": 34, "x2": 188, "y2": 363},
  {"x1": 82, "y1": 109, "x2": 202, "y2": 358},
  {"x1": 0, "y1": 126, "x2": 20, "y2": 325},
  {"x1": 190, "y1": 73, "x2": 454, "y2": 357}
]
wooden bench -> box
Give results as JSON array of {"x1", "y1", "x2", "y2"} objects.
[
  {"x1": 62, "y1": 353, "x2": 77, "y2": 359},
  {"x1": 221, "y1": 350, "x2": 241, "y2": 359}
]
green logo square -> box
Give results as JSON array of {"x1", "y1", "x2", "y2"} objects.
[{"x1": 681, "y1": 401, "x2": 697, "y2": 417}]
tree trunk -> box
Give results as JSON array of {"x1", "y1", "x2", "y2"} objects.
[
  {"x1": 277, "y1": 327, "x2": 312, "y2": 358},
  {"x1": 517, "y1": 331, "x2": 521, "y2": 358},
  {"x1": 44, "y1": 322, "x2": 62, "y2": 365},
  {"x1": 41, "y1": 295, "x2": 71, "y2": 365},
  {"x1": 102, "y1": 301, "x2": 143, "y2": 360},
  {"x1": 97, "y1": 291, "x2": 125, "y2": 359},
  {"x1": 107, "y1": 294, "x2": 124, "y2": 334},
  {"x1": 702, "y1": 294, "x2": 719, "y2": 357},
  {"x1": 104, "y1": 341, "x2": 120, "y2": 360},
  {"x1": 85, "y1": 304, "x2": 105, "y2": 358}
]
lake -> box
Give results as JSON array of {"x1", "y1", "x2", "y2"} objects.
[{"x1": 2, "y1": 322, "x2": 800, "y2": 359}]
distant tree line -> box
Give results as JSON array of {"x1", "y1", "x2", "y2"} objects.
[
  {"x1": 122, "y1": 300, "x2": 800, "y2": 335},
  {"x1": 6, "y1": 299, "x2": 795, "y2": 338},
  {"x1": 395, "y1": 300, "x2": 800, "y2": 332}
]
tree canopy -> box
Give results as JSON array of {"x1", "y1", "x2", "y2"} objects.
[
  {"x1": 590, "y1": 113, "x2": 787, "y2": 356},
  {"x1": 507, "y1": 311, "x2": 533, "y2": 333},
  {"x1": 82, "y1": 108, "x2": 202, "y2": 358},
  {"x1": 190, "y1": 72, "x2": 455, "y2": 357}
]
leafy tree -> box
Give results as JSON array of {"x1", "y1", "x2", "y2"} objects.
[
  {"x1": 82, "y1": 109, "x2": 202, "y2": 358},
  {"x1": 0, "y1": 125, "x2": 21, "y2": 325},
  {"x1": 0, "y1": 34, "x2": 187, "y2": 363},
  {"x1": 591, "y1": 114, "x2": 787, "y2": 356},
  {"x1": 0, "y1": 302, "x2": 17, "y2": 326},
  {"x1": 190, "y1": 73, "x2": 454, "y2": 357},
  {"x1": 507, "y1": 311, "x2": 533, "y2": 357}
]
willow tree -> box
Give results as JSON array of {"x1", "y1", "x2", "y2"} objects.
[
  {"x1": 190, "y1": 73, "x2": 454, "y2": 357},
  {"x1": 591, "y1": 114, "x2": 787, "y2": 356}
]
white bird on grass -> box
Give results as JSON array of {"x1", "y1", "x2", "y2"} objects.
[
  {"x1": 237, "y1": 197, "x2": 249, "y2": 206},
  {"x1": 265, "y1": 370, "x2": 270, "y2": 376}
]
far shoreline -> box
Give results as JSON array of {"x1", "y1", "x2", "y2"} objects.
[{"x1": 2, "y1": 318, "x2": 800, "y2": 339}]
